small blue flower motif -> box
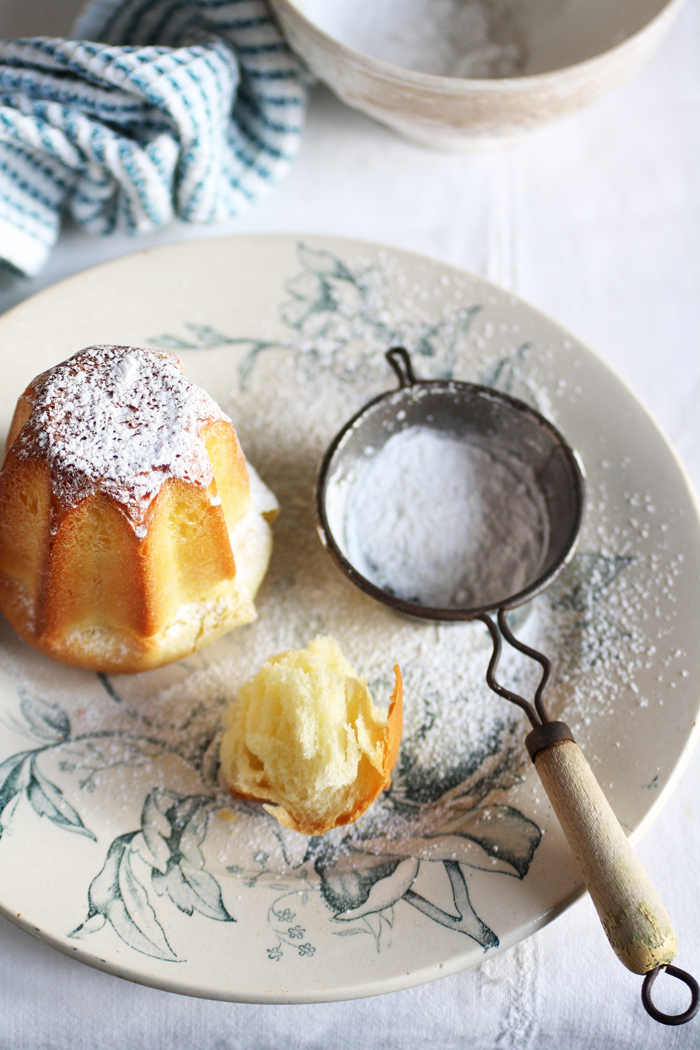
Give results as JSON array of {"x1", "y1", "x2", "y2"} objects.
[
  {"x1": 287, "y1": 925, "x2": 305, "y2": 940},
  {"x1": 253, "y1": 850, "x2": 269, "y2": 866},
  {"x1": 267, "y1": 946, "x2": 283, "y2": 961},
  {"x1": 275, "y1": 909, "x2": 295, "y2": 923},
  {"x1": 297, "y1": 943, "x2": 315, "y2": 957}
]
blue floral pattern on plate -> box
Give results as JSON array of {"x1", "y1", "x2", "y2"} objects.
[{"x1": 0, "y1": 236, "x2": 696, "y2": 1001}]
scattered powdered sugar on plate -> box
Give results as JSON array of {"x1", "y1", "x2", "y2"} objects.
[{"x1": 13, "y1": 344, "x2": 227, "y2": 537}]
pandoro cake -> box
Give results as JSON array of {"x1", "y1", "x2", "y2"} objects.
[{"x1": 0, "y1": 344, "x2": 277, "y2": 672}]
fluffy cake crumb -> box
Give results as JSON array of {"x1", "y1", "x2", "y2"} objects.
[{"x1": 219, "y1": 636, "x2": 402, "y2": 836}]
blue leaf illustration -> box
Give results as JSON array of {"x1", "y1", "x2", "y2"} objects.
[
  {"x1": 0, "y1": 751, "x2": 32, "y2": 830},
  {"x1": 149, "y1": 324, "x2": 237, "y2": 351},
  {"x1": 316, "y1": 852, "x2": 402, "y2": 914},
  {"x1": 141, "y1": 790, "x2": 234, "y2": 923},
  {"x1": 153, "y1": 857, "x2": 232, "y2": 921},
  {"x1": 433, "y1": 803, "x2": 541, "y2": 878},
  {"x1": 297, "y1": 243, "x2": 352, "y2": 280},
  {"x1": 18, "y1": 690, "x2": 70, "y2": 743},
  {"x1": 479, "y1": 343, "x2": 530, "y2": 393},
  {"x1": 70, "y1": 833, "x2": 177, "y2": 961},
  {"x1": 355, "y1": 803, "x2": 542, "y2": 881},
  {"x1": 140, "y1": 788, "x2": 179, "y2": 874},
  {"x1": 404, "y1": 861, "x2": 499, "y2": 949},
  {"x1": 280, "y1": 296, "x2": 313, "y2": 328},
  {"x1": 332, "y1": 858, "x2": 420, "y2": 920},
  {"x1": 27, "y1": 756, "x2": 95, "y2": 840},
  {"x1": 147, "y1": 333, "x2": 200, "y2": 350},
  {"x1": 237, "y1": 339, "x2": 285, "y2": 389},
  {"x1": 182, "y1": 324, "x2": 235, "y2": 348},
  {"x1": 178, "y1": 799, "x2": 210, "y2": 860},
  {"x1": 286, "y1": 271, "x2": 323, "y2": 302}
]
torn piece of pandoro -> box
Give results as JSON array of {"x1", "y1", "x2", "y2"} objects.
[{"x1": 219, "y1": 635, "x2": 402, "y2": 836}]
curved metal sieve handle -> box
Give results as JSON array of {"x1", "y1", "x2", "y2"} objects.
[
  {"x1": 386, "y1": 346, "x2": 418, "y2": 388},
  {"x1": 480, "y1": 609, "x2": 699, "y2": 1026}
]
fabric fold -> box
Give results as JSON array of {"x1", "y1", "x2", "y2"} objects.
[{"x1": 0, "y1": 0, "x2": 310, "y2": 275}]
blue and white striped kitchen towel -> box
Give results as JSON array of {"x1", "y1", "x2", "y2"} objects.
[{"x1": 0, "y1": 0, "x2": 310, "y2": 275}]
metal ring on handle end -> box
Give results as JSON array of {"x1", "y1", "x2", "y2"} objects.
[{"x1": 641, "y1": 964, "x2": 700, "y2": 1026}]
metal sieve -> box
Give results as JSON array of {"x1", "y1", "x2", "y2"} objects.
[{"x1": 316, "y1": 347, "x2": 698, "y2": 1026}]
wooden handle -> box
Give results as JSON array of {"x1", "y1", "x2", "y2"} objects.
[{"x1": 534, "y1": 739, "x2": 677, "y2": 974}]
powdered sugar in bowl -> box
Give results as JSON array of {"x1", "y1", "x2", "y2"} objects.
[
  {"x1": 316, "y1": 347, "x2": 584, "y2": 622},
  {"x1": 270, "y1": 0, "x2": 686, "y2": 147}
]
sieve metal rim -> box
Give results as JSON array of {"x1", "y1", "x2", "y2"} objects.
[{"x1": 315, "y1": 351, "x2": 586, "y2": 622}]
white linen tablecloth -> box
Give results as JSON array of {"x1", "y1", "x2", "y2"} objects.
[{"x1": 0, "y1": 1, "x2": 698, "y2": 1047}]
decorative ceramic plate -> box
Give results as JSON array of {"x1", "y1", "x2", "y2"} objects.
[{"x1": 0, "y1": 235, "x2": 698, "y2": 1003}]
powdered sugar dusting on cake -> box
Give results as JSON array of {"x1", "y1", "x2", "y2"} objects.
[{"x1": 13, "y1": 345, "x2": 229, "y2": 536}]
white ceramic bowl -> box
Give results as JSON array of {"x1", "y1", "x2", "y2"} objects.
[{"x1": 270, "y1": 0, "x2": 686, "y2": 148}]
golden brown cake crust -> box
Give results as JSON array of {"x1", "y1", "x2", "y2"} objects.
[
  {"x1": 9, "y1": 344, "x2": 234, "y2": 535},
  {"x1": 0, "y1": 345, "x2": 274, "y2": 672}
]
